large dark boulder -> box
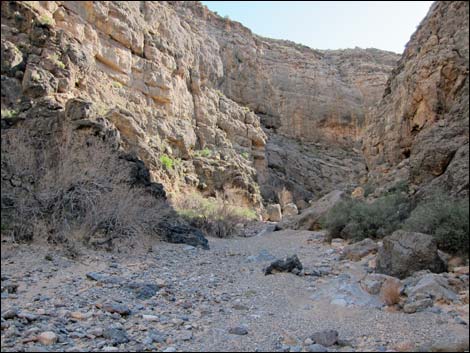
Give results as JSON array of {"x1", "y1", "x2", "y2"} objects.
[
  {"x1": 264, "y1": 255, "x2": 303, "y2": 275},
  {"x1": 376, "y1": 230, "x2": 446, "y2": 279},
  {"x1": 157, "y1": 219, "x2": 209, "y2": 250}
]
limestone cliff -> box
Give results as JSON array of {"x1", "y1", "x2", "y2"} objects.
[
  {"x1": 1, "y1": 0, "x2": 399, "y2": 216},
  {"x1": 363, "y1": 1, "x2": 469, "y2": 197},
  {"x1": 4, "y1": 1, "x2": 466, "y2": 247}
]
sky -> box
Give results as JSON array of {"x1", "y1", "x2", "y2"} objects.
[{"x1": 201, "y1": 1, "x2": 434, "y2": 53}]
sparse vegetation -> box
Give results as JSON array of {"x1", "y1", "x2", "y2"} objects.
[
  {"x1": 49, "y1": 53, "x2": 66, "y2": 69},
  {"x1": 38, "y1": 14, "x2": 54, "y2": 27},
  {"x1": 241, "y1": 151, "x2": 250, "y2": 160},
  {"x1": 403, "y1": 192, "x2": 469, "y2": 255},
  {"x1": 31, "y1": 71, "x2": 41, "y2": 82},
  {"x1": 195, "y1": 148, "x2": 212, "y2": 158},
  {"x1": 1, "y1": 130, "x2": 168, "y2": 249},
  {"x1": 112, "y1": 81, "x2": 124, "y2": 89},
  {"x1": 159, "y1": 154, "x2": 175, "y2": 170},
  {"x1": 322, "y1": 190, "x2": 411, "y2": 241},
  {"x1": 1, "y1": 109, "x2": 19, "y2": 119},
  {"x1": 174, "y1": 192, "x2": 257, "y2": 238},
  {"x1": 94, "y1": 103, "x2": 109, "y2": 116},
  {"x1": 363, "y1": 182, "x2": 376, "y2": 197}
]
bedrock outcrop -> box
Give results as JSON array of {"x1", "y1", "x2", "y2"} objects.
[{"x1": 362, "y1": 1, "x2": 469, "y2": 197}]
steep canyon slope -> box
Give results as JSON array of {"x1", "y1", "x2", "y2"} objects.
[
  {"x1": 363, "y1": 1, "x2": 469, "y2": 197},
  {"x1": 1, "y1": 1, "x2": 468, "y2": 248}
]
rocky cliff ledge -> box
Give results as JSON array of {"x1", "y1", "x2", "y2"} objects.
[{"x1": 363, "y1": 1, "x2": 469, "y2": 197}]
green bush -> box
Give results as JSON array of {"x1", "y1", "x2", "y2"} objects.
[
  {"x1": 363, "y1": 182, "x2": 376, "y2": 197},
  {"x1": 322, "y1": 191, "x2": 411, "y2": 241},
  {"x1": 49, "y1": 53, "x2": 65, "y2": 69},
  {"x1": 403, "y1": 193, "x2": 469, "y2": 255},
  {"x1": 159, "y1": 154, "x2": 174, "y2": 170},
  {"x1": 1, "y1": 109, "x2": 19, "y2": 119},
  {"x1": 38, "y1": 14, "x2": 54, "y2": 26},
  {"x1": 195, "y1": 148, "x2": 212, "y2": 158}
]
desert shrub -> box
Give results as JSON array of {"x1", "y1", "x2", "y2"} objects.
[
  {"x1": 241, "y1": 151, "x2": 250, "y2": 160},
  {"x1": 1, "y1": 128, "x2": 168, "y2": 248},
  {"x1": 159, "y1": 154, "x2": 174, "y2": 170},
  {"x1": 174, "y1": 192, "x2": 257, "y2": 238},
  {"x1": 112, "y1": 81, "x2": 123, "y2": 89},
  {"x1": 1, "y1": 109, "x2": 19, "y2": 119},
  {"x1": 380, "y1": 278, "x2": 402, "y2": 306},
  {"x1": 195, "y1": 148, "x2": 212, "y2": 158},
  {"x1": 363, "y1": 182, "x2": 376, "y2": 197},
  {"x1": 38, "y1": 14, "x2": 54, "y2": 26},
  {"x1": 322, "y1": 191, "x2": 411, "y2": 241},
  {"x1": 403, "y1": 192, "x2": 469, "y2": 255},
  {"x1": 386, "y1": 180, "x2": 409, "y2": 195},
  {"x1": 49, "y1": 53, "x2": 65, "y2": 69}
]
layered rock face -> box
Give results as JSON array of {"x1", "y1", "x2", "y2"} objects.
[
  {"x1": 363, "y1": 1, "x2": 469, "y2": 197},
  {"x1": 1, "y1": 0, "x2": 400, "y2": 219},
  {"x1": 1, "y1": 1, "x2": 268, "y2": 210},
  {"x1": 170, "y1": 2, "x2": 399, "y2": 203}
]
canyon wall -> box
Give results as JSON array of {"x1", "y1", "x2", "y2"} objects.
[
  {"x1": 3, "y1": 0, "x2": 467, "y2": 248},
  {"x1": 363, "y1": 1, "x2": 469, "y2": 197},
  {"x1": 1, "y1": 1, "x2": 399, "y2": 213}
]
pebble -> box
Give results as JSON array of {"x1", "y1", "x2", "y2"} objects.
[
  {"x1": 142, "y1": 314, "x2": 160, "y2": 322},
  {"x1": 102, "y1": 303, "x2": 131, "y2": 316},
  {"x1": 2, "y1": 308, "x2": 19, "y2": 320},
  {"x1": 37, "y1": 331, "x2": 58, "y2": 345},
  {"x1": 306, "y1": 344, "x2": 328, "y2": 352},
  {"x1": 228, "y1": 326, "x2": 249, "y2": 335}
]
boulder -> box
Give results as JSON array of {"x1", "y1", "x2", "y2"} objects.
[
  {"x1": 283, "y1": 203, "x2": 299, "y2": 217},
  {"x1": 403, "y1": 298, "x2": 434, "y2": 313},
  {"x1": 310, "y1": 329, "x2": 339, "y2": 347},
  {"x1": 341, "y1": 238, "x2": 378, "y2": 261},
  {"x1": 405, "y1": 273, "x2": 458, "y2": 302},
  {"x1": 264, "y1": 255, "x2": 303, "y2": 275},
  {"x1": 37, "y1": 331, "x2": 58, "y2": 346},
  {"x1": 376, "y1": 231, "x2": 446, "y2": 279},
  {"x1": 266, "y1": 204, "x2": 282, "y2": 222},
  {"x1": 278, "y1": 190, "x2": 346, "y2": 230},
  {"x1": 156, "y1": 219, "x2": 209, "y2": 250},
  {"x1": 361, "y1": 273, "x2": 401, "y2": 295}
]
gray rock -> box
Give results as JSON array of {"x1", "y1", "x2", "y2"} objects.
[
  {"x1": 278, "y1": 190, "x2": 346, "y2": 231},
  {"x1": 341, "y1": 238, "x2": 378, "y2": 261},
  {"x1": 127, "y1": 282, "x2": 159, "y2": 300},
  {"x1": 2, "y1": 308, "x2": 19, "y2": 320},
  {"x1": 228, "y1": 326, "x2": 249, "y2": 335},
  {"x1": 246, "y1": 249, "x2": 277, "y2": 263},
  {"x1": 266, "y1": 204, "x2": 282, "y2": 222},
  {"x1": 102, "y1": 303, "x2": 131, "y2": 316},
  {"x1": 406, "y1": 273, "x2": 458, "y2": 302},
  {"x1": 307, "y1": 344, "x2": 329, "y2": 352},
  {"x1": 103, "y1": 327, "x2": 130, "y2": 345},
  {"x1": 403, "y1": 298, "x2": 434, "y2": 313},
  {"x1": 264, "y1": 255, "x2": 303, "y2": 275},
  {"x1": 376, "y1": 231, "x2": 447, "y2": 279},
  {"x1": 311, "y1": 330, "x2": 338, "y2": 347}
]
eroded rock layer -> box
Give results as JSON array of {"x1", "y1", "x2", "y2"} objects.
[
  {"x1": 1, "y1": 0, "x2": 401, "y2": 217},
  {"x1": 363, "y1": 1, "x2": 469, "y2": 196}
]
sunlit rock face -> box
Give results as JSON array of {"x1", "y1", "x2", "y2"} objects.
[
  {"x1": 6, "y1": 0, "x2": 462, "y2": 214},
  {"x1": 362, "y1": 1, "x2": 469, "y2": 196}
]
